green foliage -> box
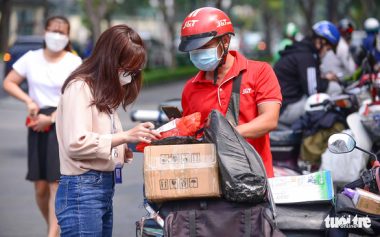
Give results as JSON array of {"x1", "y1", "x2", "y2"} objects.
[
  {"x1": 268, "y1": 0, "x2": 282, "y2": 10},
  {"x1": 142, "y1": 66, "x2": 198, "y2": 87},
  {"x1": 141, "y1": 54, "x2": 272, "y2": 87}
]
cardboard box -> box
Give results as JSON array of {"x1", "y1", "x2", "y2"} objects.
[
  {"x1": 144, "y1": 143, "x2": 221, "y2": 201},
  {"x1": 353, "y1": 188, "x2": 380, "y2": 215},
  {"x1": 268, "y1": 170, "x2": 334, "y2": 204}
]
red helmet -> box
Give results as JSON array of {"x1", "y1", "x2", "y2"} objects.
[{"x1": 179, "y1": 7, "x2": 234, "y2": 52}]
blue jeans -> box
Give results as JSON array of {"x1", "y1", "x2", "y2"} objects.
[{"x1": 55, "y1": 170, "x2": 115, "y2": 237}]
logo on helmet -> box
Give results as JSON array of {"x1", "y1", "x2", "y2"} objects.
[
  {"x1": 188, "y1": 9, "x2": 202, "y2": 17},
  {"x1": 217, "y1": 19, "x2": 231, "y2": 28},
  {"x1": 183, "y1": 20, "x2": 199, "y2": 29}
]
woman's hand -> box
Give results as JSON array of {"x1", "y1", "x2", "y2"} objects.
[
  {"x1": 111, "y1": 122, "x2": 161, "y2": 148},
  {"x1": 124, "y1": 145, "x2": 133, "y2": 164},
  {"x1": 124, "y1": 122, "x2": 161, "y2": 144},
  {"x1": 29, "y1": 114, "x2": 52, "y2": 132},
  {"x1": 26, "y1": 100, "x2": 39, "y2": 118}
]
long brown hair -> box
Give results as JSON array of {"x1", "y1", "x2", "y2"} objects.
[
  {"x1": 44, "y1": 16, "x2": 72, "y2": 52},
  {"x1": 62, "y1": 24, "x2": 146, "y2": 114}
]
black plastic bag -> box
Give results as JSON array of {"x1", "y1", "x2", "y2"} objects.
[
  {"x1": 150, "y1": 136, "x2": 202, "y2": 146},
  {"x1": 203, "y1": 110, "x2": 268, "y2": 203}
]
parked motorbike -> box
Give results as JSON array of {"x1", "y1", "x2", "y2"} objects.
[
  {"x1": 320, "y1": 57, "x2": 380, "y2": 185},
  {"x1": 272, "y1": 92, "x2": 358, "y2": 176},
  {"x1": 327, "y1": 133, "x2": 380, "y2": 236}
]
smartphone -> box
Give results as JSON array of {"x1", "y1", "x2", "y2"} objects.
[{"x1": 161, "y1": 106, "x2": 182, "y2": 119}]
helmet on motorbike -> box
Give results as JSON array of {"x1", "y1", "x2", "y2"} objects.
[
  {"x1": 338, "y1": 18, "x2": 354, "y2": 36},
  {"x1": 284, "y1": 22, "x2": 299, "y2": 38},
  {"x1": 364, "y1": 17, "x2": 379, "y2": 33},
  {"x1": 312, "y1": 21, "x2": 340, "y2": 46},
  {"x1": 304, "y1": 93, "x2": 331, "y2": 112},
  {"x1": 178, "y1": 7, "x2": 234, "y2": 52}
]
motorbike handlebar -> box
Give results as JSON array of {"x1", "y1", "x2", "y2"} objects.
[
  {"x1": 344, "y1": 168, "x2": 379, "y2": 193},
  {"x1": 309, "y1": 101, "x2": 329, "y2": 108},
  {"x1": 344, "y1": 178, "x2": 365, "y2": 190},
  {"x1": 130, "y1": 109, "x2": 169, "y2": 123}
]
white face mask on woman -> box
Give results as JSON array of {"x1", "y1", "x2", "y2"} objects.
[{"x1": 45, "y1": 32, "x2": 69, "y2": 52}]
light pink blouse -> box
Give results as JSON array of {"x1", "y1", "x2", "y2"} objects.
[{"x1": 56, "y1": 79, "x2": 125, "y2": 175}]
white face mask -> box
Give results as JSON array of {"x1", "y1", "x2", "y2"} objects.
[
  {"x1": 45, "y1": 32, "x2": 69, "y2": 52},
  {"x1": 119, "y1": 72, "x2": 133, "y2": 86},
  {"x1": 189, "y1": 42, "x2": 222, "y2": 71}
]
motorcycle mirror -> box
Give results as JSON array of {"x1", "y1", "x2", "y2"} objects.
[
  {"x1": 328, "y1": 133, "x2": 356, "y2": 153},
  {"x1": 328, "y1": 133, "x2": 379, "y2": 162}
]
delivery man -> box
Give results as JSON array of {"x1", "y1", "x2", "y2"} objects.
[{"x1": 178, "y1": 7, "x2": 282, "y2": 177}]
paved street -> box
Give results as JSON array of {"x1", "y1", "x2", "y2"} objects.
[{"x1": 0, "y1": 72, "x2": 187, "y2": 237}]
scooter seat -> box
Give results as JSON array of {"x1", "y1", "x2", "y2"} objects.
[{"x1": 270, "y1": 130, "x2": 302, "y2": 146}]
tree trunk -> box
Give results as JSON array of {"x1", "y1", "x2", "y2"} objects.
[
  {"x1": 297, "y1": 0, "x2": 316, "y2": 35},
  {"x1": 215, "y1": 0, "x2": 223, "y2": 9},
  {"x1": 326, "y1": 0, "x2": 338, "y2": 23},
  {"x1": 0, "y1": 0, "x2": 12, "y2": 53},
  {"x1": 159, "y1": 0, "x2": 177, "y2": 68},
  {"x1": 84, "y1": 0, "x2": 108, "y2": 43},
  {"x1": 261, "y1": 1, "x2": 272, "y2": 56},
  {"x1": 43, "y1": 0, "x2": 49, "y2": 21}
]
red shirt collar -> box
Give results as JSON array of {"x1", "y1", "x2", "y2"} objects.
[{"x1": 191, "y1": 50, "x2": 248, "y2": 84}]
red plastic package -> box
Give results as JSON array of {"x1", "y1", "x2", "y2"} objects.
[{"x1": 135, "y1": 112, "x2": 201, "y2": 152}]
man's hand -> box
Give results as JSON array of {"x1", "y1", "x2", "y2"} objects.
[{"x1": 324, "y1": 72, "x2": 338, "y2": 81}]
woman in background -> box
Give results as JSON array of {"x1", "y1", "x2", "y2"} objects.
[{"x1": 3, "y1": 16, "x2": 82, "y2": 237}]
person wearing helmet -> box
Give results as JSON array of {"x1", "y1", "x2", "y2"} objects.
[
  {"x1": 272, "y1": 22, "x2": 301, "y2": 64},
  {"x1": 320, "y1": 21, "x2": 355, "y2": 82},
  {"x1": 334, "y1": 18, "x2": 356, "y2": 76},
  {"x1": 180, "y1": 7, "x2": 282, "y2": 178},
  {"x1": 362, "y1": 17, "x2": 380, "y2": 64},
  {"x1": 274, "y1": 20, "x2": 341, "y2": 126}
]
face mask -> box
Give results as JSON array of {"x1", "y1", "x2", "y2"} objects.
[
  {"x1": 45, "y1": 32, "x2": 69, "y2": 52},
  {"x1": 189, "y1": 43, "x2": 222, "y2": 71},
  {"x1": 119, "y1": 72, "x2": 133, "y2": 86}
]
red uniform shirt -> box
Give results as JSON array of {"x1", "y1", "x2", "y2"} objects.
[{"x1": 181, "y1": 51, "x2": 282, "y2": 177}]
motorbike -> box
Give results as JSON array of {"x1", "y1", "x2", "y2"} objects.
[
  {"x1": 130, "y1": 92, "x2": 358, "y2": 177},
  {"x1": 320, "y1": 55, "x2": 380, "y2": 185},
  {"x1": 271, "y1": 91, "x2": 359, "y2": 176},
  {"x1": 275, "y1": 52, "x2": 380, "y2": 178},
  {"x1": 134, "y1": 133, "x2": 380, "y2": 237},
  {"x1": 327, "y1": 132, "x2": 380, "y2": 236}
]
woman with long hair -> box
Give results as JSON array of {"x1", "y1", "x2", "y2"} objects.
[{"x1": 55, "y1": 24, "x2": 160, "y2": 236}]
